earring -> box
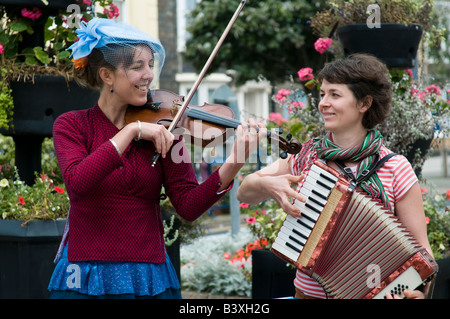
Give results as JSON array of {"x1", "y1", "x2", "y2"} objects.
[{"x1": 110, "y1": 87, "x2": 114, "y2": 93}]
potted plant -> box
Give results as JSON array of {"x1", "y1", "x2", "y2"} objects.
[
  {"x1": 377, "y1": 69, "x2": 449, "y2": 176},
  {"x1": 238, "y1": 200, "x2": 298, "y2": 299},
  {"x1": 0, "y1": 135, "x2": 69, "y2": 298},
  {"x1": 0, "y1": 0, "x2": 119, "y2": 185},
  {"x1": 420, "y1": 183, "x2": 450, "y2": 299},
  {"x1": 310, "y1": 0, "x2": 445, "y2": 68}
]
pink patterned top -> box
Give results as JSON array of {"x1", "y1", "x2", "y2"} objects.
[{"x1": 53, "y1": 104, "x2": 230, "y2": 263}]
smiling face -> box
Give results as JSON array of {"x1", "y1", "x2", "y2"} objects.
[
  {"x1": 111, "y1": 45, "x2": 154, "y2": 106},
  {"x1": 318, "y1": 79, "x2": 369, "y2": 136}
]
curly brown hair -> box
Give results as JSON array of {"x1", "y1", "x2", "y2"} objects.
[{"x1": 317, "y1": 53, "x2": 392, "y2": 129}]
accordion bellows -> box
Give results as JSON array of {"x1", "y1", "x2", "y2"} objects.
[{"x1": 272, "y1": 161, "x2": 438, "y2": 299}]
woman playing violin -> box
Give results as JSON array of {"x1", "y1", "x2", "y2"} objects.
[{"x1": 48, "y1": 18, "x2": 265, "y2": 299}]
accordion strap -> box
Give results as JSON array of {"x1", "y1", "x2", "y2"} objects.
[{"x1": 335, "y1": 152, "x2": 397, "y2": 186}]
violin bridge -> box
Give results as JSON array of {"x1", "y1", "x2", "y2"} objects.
[{"x1": 170, "y1": 100, "x2": 181, "y2": 117}]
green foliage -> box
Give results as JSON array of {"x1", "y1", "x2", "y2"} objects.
[
  {"x1": 0, "y1": 135, "x2": 68, "y2": 222},
  {"x1": 0, "y1": 67, "x2": 14, "y2": 129},
  {"x1": 183, "y1": 0, "x2": 328, "y2": 85},
  {"x1": 421, "y1": 183, "x2": 450, "y2": 260},
  {"x1": 240, "y1": 199, "x2": 286, "y2": 248},
  {"x1": 181, "y1": 229, "x2": 255, "y2": 297}
]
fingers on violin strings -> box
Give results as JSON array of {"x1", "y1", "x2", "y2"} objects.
[{"x1": 246, "y1": 118, "x2": 259, "y2": 135}]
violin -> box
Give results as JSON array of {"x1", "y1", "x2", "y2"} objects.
[
  {"x1": 125, "y1": 88, "x2": 302, "y2": 157},
  {"x1": 124, "y1": 0, "x2": 301, "y2": 166}
]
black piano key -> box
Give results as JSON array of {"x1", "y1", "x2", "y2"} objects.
[
  {"x1": 300, "y1": 212, "x2": 317, "y2": 224},
  {"x1": 305, "y1": 202, "x2": 322, "y2": 214},
  {"x1": 296, "y1": 218, "x2": 313, "y2": 231},
  {"x1": 319, "y1": 172, "x2": 336, "y2": 184},
  {"x1": 288, "y1": 235, "x2": 304, "y2": 247},
  {"x1": 316, "y1": 180, "x2": 332, "y2": 190},
  {"x1": 312, "y1": 189, "x2": 328, "y2": 201},
  {"x1": 309, "y1": 196, "x2": 325, "y2": 208},
  {"x1": 286, "y1": 242, "x2": 302, "y2": 254},
  {"x1": 292, "y1": 228, "x2": 309, "y2": 241}
]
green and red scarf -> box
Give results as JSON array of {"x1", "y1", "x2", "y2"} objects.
[{"x1": 314, "y1": 129, "x2": 391, "y2": 209}]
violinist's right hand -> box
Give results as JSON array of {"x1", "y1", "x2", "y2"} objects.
[
  {"x1": 109, "y1": 120, "x2": 174, "y2": 158},
  {"x1": 137, "y1": 121, "x2": 175, "y2": 158}
]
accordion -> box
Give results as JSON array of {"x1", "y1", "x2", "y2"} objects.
[{"x1": 271, "y1": 161, "x2": 438, "y2": 299}]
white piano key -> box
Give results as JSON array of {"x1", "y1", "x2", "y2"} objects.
[
  {"x1": 286, "y1": 214, "x2": 315, "y2": 230},
  {"x1": 310, "y1": 164, "x2": 339, "y2": 183},
  {"x1": 277, "y1": 228, "x2": 306, "y2": 248},
  {"x1": 273, "y1": 238, "x2": 301, "y2": 262},
  {"x1": 299, "y1": 187, "x2": 327, "y2": 207},
  {"x1": 282, "y1": 217, "x2": 311, "y2": 239},
  {"x1": 293, "y1": 201, "x2": 321, "y2": 222}
]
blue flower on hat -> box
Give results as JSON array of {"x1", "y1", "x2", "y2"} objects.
[{"x1": 67, "y1": 18, "x2": 116, "y2": 60}]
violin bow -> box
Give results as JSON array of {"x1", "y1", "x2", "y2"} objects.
[{"x1": 151, "y1": 0, "x2": 247, "y2": 167}]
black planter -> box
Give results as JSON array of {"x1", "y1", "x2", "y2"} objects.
[
  {"x1": 0, "y1": 75, "x2": 98, "y2": 185},
  {"x1": 433, "y1": 257, "x2": 450, "y2": 299},
  {"x1": 337, "y1": 24, "x2": 423, "y2": 68},
  {"x1": 251, "y1": 249, "x2": 296, "y2": 299},
  {"x1": 0, "y1": 219, "x2": 66, "y2": 299},
  {"x1": 405, "y1": 136, "x2": 434, "y2": 177},
  {"x1": 0, "y1": 0, "x2": 76, "y2": 8}
]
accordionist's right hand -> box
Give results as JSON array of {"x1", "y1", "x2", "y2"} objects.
[{"x1": 256, "y1": 173, "x2": 306, "y2": 218}]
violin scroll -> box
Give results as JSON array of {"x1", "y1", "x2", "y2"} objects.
[{"x1": 267, "y1": 129, "x2": 302, "y2": 159}]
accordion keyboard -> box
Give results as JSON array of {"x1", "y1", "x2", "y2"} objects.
[{"x1": 272, "y1": 164, "x2": 339, "y2": 263}]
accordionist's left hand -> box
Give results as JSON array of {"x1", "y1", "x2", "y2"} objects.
[{"x1": 385, "y1": 289, "x2": 425, "y2": 299}]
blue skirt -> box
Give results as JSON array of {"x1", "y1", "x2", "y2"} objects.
[{"x1": 48, "y1": 243, "x2": 180, "y2": 298}]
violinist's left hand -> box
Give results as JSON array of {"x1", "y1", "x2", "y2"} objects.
[
  {"x1": 217, "y1": 118, "x2": 266, "y2": 192},
  {"x1": 229, "y1": 118, "x2": 266, "y2": 164}
]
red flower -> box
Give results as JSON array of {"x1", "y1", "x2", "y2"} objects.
[
  {"x1": 18, "y1": 196, "x2": 25, "y2": 205},
  {"x1": 54, "y1": 186, "x2": 65, "y2": 194},
  {"x1": 446, "y1": 189, "x2": 450, "y2": 200},
  {"x1": 223, "y1": 252, "x2": 231, "y2": 260},
  {"x1": 425, "y1": 217, "x2": 430, "y2": 225},
  {"x1": 246, "y1": 217, "x2": 256, "y2": 224}
]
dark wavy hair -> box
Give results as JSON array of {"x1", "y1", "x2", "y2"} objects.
[{"x1": 317, "y1": 53, "x2": 392, "y2": 129}]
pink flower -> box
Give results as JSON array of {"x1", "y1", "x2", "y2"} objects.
[
  {"x1": 276, "y1": 89, "x2": 291, "y2": 102},
  {"x1": 447, "y1": 189, "x2": 450, "y2": 200},
  {"x1": 223, "y1": 252, "x2": 231, "y2": 260},
  {"x1": 314, "y1": 38, "x2": 332, "y2": 54},
  {"x1": 0, "y1": 44, "x2": 3, "y2": 55},
  {"x1": 21, "y1": 7, "x2": 42, "y2": 20},
  {"x1": 246, "y1": 217, "x2": 256, "y2": 224},
  {"x1": 82, "y1": 0, "x2": 92, "y2": 5},
  {"x1": 239, "y1": 202, "x2": 249, "y2": 209},
  {"x1": 104, "y1": 3, "x2": 120, "y2": 19},
  {"x1": 420, "y1": 187, "x2": 428, "y2": 194},
  {"x1": 425, "y1": 84, "x2": 441, "y2": 96},
  {"x1": 425, "y1": 217, "x2": 430, "y2": 225},
  {"x1": 403, "y1": 69, "x2": 413, "y2": 79},
  {"x1": 268, "y1": 112, "x2": 287, "y2": 125},
  {"x1": 297, "y1": 67, "x2": 314, "y2": 81}
]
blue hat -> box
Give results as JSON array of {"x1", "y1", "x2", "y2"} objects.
[{"x1": 68, "y1": 18, "x2": 165, "y2": 75}]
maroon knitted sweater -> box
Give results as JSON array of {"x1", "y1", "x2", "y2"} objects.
[{"x1": 53, "y1": 104, "x2": 229, "y2": 263}]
